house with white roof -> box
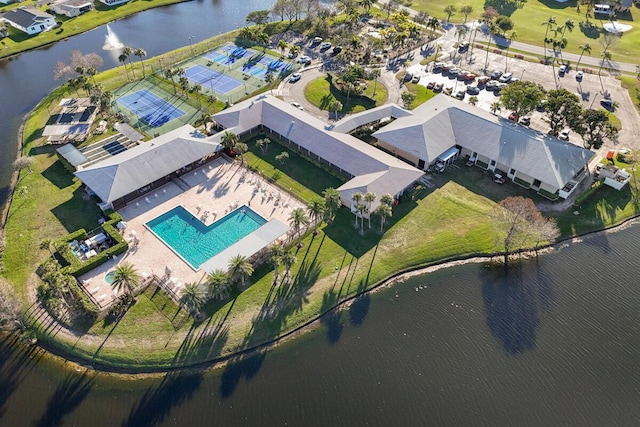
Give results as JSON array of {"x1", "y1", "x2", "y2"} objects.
[
  {"x1": 96, "y1": 0, "x2": 130, "y2": 6},
  {"x1": 372, "y1": 94, "x2": 595, "y2": 199},
  {"x1": 1, "y1": 7, "x2": 56, "y2": 35},
  {"x1": 49, "y1": 0, "x2": 93, "y2": 17},
  {"x1": 75, "y1": 125, "x2": 222, "y2": 210},
  {"x1": 213, "y1": 95, "x2": 425, "y2": 214}
]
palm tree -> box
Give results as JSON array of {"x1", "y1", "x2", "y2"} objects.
[
  {"x1": 374, "y1": 203, "x2": 393, "y2": 233},
  {"x1": 99, "y1": 90, "x2": 114, "y2": 119},
  {"x1": 444, "y1": 5, "x2": 457, "y2": 22},
  {"x1": 576, "y1": 43, "x2": 591, "y2": 70},
  {"x1": 344, "y1": 81, "x2": 355, "y2": 106},
  {"x1": 307, "y1": 198, "x2": 326, "y2": 235},
  {"x1": 208, "y1": 269, "x2": 232, "y2": 300},
  {"x1": 328, "y1": 100, "x2": 343, "y2": 121},
  {"x1": 460, "y1": 5, "x2": 474, "y2": 23},
  {"x1": 179, "y1": 76, "x2": 190, "y2": 96},
  {"x1": 490, "y1": 101, "x2": 502, "y2": 114},
  {"x1": 118, "y1": 53, "x2": 130, "y2": 81},
  {"x1": 360, "y1": 0, "x2": 374, "y2": 14},
  {"x1": 380, "y1": 193, "x2": 394, "y2": 207},
  {"x1": 269, "y1": 243, "x2": 284, "y2": 282},
  {"x1": 599, "y1": 50, "x2": 613, "y2": 76},
  {"x1": 256, "y1": 137, "x2": 270, "y2": 153},
  {"x1": 111, "y1": 262, "x2": 141, "y2": 300},
  {"x1": 281, "y1": 251, "x2": 297, "y2": 285},
  {"x1": 542, "y1": 16, "x2": 556, "y2": 49},
  {"x1": 356, "y1": 202, "x2": 367, "y2": 234},
  {"x1": 221, "y1": 131, "x2": 239, "y2": 152},
  {"x1": 323, "y1": 187, "x2": 342, "y2": 222},
  {"x1": 364, "y1": 192, "x2": 376, "y2": 229},
  {"x1": 288, "y1": 207, "x2": 309, "y2": 247},
  {"x1": 427, "y1": 17, "x2": 440, "y2": 41},
  {"x1": 228, "y1": 254, "x2": 254, "y2": 288},
  {"x1": 351, "y1": 192, "x2": 363, "y2": 227},
  {"x1": 86, "y1": 67, "x2": 97, "y2": 85},
  {"x1": 483, "y1": 23, "x2": 495, "y2": 72},
  {"x1": 257, "y1": 32, "x2": 270, "y2": 51},
  {"x1": 180, "y1": 282, "x2": 206, "y2": 317},
  {"x1": 164, "y1": 68, "x2": 177, "y2": 94},
  {"x1": 122, "y1": 46, "x2": 136, "y2": 78},
  {"x1": 277, "y1": 39, "x2": 288, "y2": 57},
  {"x1": 233, "y1": 142, "x2": 248, "y2": 164},
  {"x1": 40, "y1": 239, "x2": 54, "y2": 257},
  {"x1": 134, "y1": 48, "x2": 147, "y2": 77},
  {"x1": 469, "y1": 96, "x2": 479, "y2": 106},
  {"x1": 265, "y1": 72, "x2": 275, "y2": 95}
]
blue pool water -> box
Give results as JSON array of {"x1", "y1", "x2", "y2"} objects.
[{"x1": 146, "y1": 205, "x2": 266, "y2": 269}]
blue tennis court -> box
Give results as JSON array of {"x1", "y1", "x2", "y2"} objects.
[
  {"x1": 205, "y1": 51, "x2": 229, "y2": 65},
  {"x1": 117, "y1": 89, "x2": 185, "y2": 128},
  {"x1": 185, "y1": 65, "x2": 243, "y2": 93},
  {"x1": 241, "y1": 63, "x2": 269, "y2": 79}
]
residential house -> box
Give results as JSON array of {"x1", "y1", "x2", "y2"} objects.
[
  {"x1": 1, "y1": 7, "x2": 56, "y2": 35},
  {"x1": 95, "y1": 0, "x2": 130, "y2": 6},
  {"x1": 49, "y1": 0, "x2": 93, "y2": 18}
]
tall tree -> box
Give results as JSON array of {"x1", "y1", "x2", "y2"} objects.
[
  {"x1": 246, "y1": 10, "x2": 271, "y2": 26},
  {"x1": 323, "y1": 187, "x2": 342, "y2": 222},
  {"x1": 351, "y1": 192, "x2": 363, "y2": 227},
  {"x1": 328, "y1": 100, "x2": 343, "y2": 120},
  {"x1": 111, "y1": 262, "x2": 141, "y2": 300},
  {"x1": 460, "y1": 5, "x2": 474, "y2": 23},
  {"x1": 374, "y1": 203, "x2": 392, "y2": 233},
  {"x1": 122, "y1": 46, "x2": 136, "y2": 78},
  {"x1": 575, "y1": 109, "x2": 617, "y2": 149},
  {"x1": 281, "y1": 251, "x2": 297, "y2": 285},
  {"x1": 504, "y1": 31, "x2": 517, "y2": 73},
  {"x1": 489, "y1": 197, "x2": 557, "y2": 264},
  {"x1": 269, "y1": 243, "x2": 285, "y2": 282},
  {"x1": 134, "y1": 48, "x2": 147, "y2": 77},
  {"x1": 426, "y1": 17, "x2": 440, "y2": 40},
  {"x1": 221, "y1": 131, "x2": 239, "y2": 152},
  {"x1": 180, "y1": 283, "x2": 207, "y2": 317},
  {"x1": 228, "y1": 254, "x2": 254, "y2": 288},
  {"x1": 444, "y1": 5, "x2": 457, "y2": 22},
  {"x1": 118, "y1": 53, "x2": 130, "y2": 81},
  {"x1": 364, "y1": 192, "x2": 376, "y2": 229},
  {"x1": 277, "y1": 39, "x2": 288, "y2": 57},
  {"x1": 500, "y1": 81, "x2": 544, "y2": 122},
  {"x1": 576, "y1": 43, "x2": 591, "y2": 70},
  {"x1": 307, "y1": 198, "x2": 326, "y2": 235},
  {"x1": 360, "y1": 0, "x2": 374, "y2": 14},
  {"x1": 233, "y1": 142, "x2": 248, "y2": 164},
  {"x1": 544, "y1": 89, "x2": 582, "y2": 135},
  {"x1": 289, "y1": 207, "x2": 310, "y2": 247},
  {"x1": 165, "y1": 68, "x2": 177, "y2": 94},
  {"x1": 208, "y1": 269, "x2": 232, "y2": 300}
]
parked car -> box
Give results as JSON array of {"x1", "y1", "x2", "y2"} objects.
[
  {"x1": 332, "y1": 45, "x2": 343, "y2": 54},
  {"x1": 485, "y1": 80, "x2": 499, "y2": 90},
  {"x1": 411, "y1": 75, "x2": 420, "y2": 84},
  {"x1": 537, "y1": 99, "x2": 548, "y2": 111},
  {"x1": 296, "y1": 55, "x2": 311, "y2": 63},
  {"x1": 495, "y1": 82, "x2": 508, "y2": 92},
  {"x1": 290, "y1": 101, "x2": 304, "y2": 111},
  {"x1": 519, "y1": 116, "x2": 531, "y2": 126},
  {"x1": 434, "y1": 82, "x2": 444, "y2": 92},
  {"x1": 490, "y1": 70, "x2": 503, "y2": 79},
  {"x1": 426, "y1": 81, "x2": 436, "y2": 89},
  {"x1": 559, "y1": 64, "x2": 567, "y2": 75},
  {"x1": 498, "y1": 72, "x2": 513, "y2": 83},
  {"x1": 508, "y1": 112, "x2": 517, "y2": 121},
  {"x1": 320, "y1": 41, "x2": 332, "y2": 50},
  {"x1": 508, "y1": 77, "x2": 519, "y2": 84},
  {"x1": 449, "y1": 67, "x2": 461, "y2": 76},
  {"x1": 311, "y1": 37, "x2": 323, "y2": 45},
  {"x1": 433, "y1": 62, "x2": 446, "y2": 71},
  {"x1": 477, "y1": 76, "x2": 491, "y2": 85},
  {"x1": 440, "y1": 63, "x2": 452, "y2": 72},
  {"x1": 559, "y1": 129, "x2": 570, "y2": 140},
  {"x1": 289, "y1": 72, "x2": 302, "y2": 83},
  {"x1": 466, "y1": 85, "x2": 480, "y2": 95},
  {"x1": 576, "y1": 70, "x2": 584, "y2": 81},
  {"x1": 454, "y1": 90, "x2": 465, "y2": 100},
  {"x1": 403, "y1": 73, "x2": 413, "y2": 82},
  {"x1": 600, "y1": 98, "x2": 613, "y2": 110},
  {"x1": 462, "y1": 72, "x2": 476, "y2": 81},
  {"x1": 287, "y1": 51, "x2": 298, "y2": 59},
  {"x1": 458, "y1": 41, "x2": 469, "y2": 52}
]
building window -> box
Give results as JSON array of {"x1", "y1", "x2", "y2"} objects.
[
  {"x1": 490, "y1": 160, "x2": 496, "y2": 166},
  {"x1": 533, "y1": 179, "x2": 541, "y2": 188},
  {"x1": 509, "y1": 168, "x2": 515, "y2": 176}
]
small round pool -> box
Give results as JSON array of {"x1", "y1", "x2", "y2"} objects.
[{"x1": 105, "y1": 271, "x2": 116, "y2": 285}]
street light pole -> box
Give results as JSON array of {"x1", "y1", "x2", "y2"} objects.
[{"x1": 188, "y1": 36, "x2": 194, "y2": 57}]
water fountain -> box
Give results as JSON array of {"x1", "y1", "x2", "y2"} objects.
[{"x1": 103, "y1": 24, "x2": 124, "y2": 51}]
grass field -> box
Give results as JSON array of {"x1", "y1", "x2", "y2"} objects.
[
  {"x1": 410, "y1": 0, "x2": 640, "y2": 62},
  {"x1": 304, "y1": 75, "x2": 389, "y2": 115}
]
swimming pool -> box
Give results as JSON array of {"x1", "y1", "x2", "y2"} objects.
[{"x1": 146, "y1": 205, "x2": 267, "y2": 269}]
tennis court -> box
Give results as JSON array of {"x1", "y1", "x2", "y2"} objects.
[
  {"x1": 117, "y1": 89, "x2": 185, "y2": 128},
  {"x1": 205, "y1": 51, "x2": 229, "y2": 65},
  {"x1": 185, "y1": 65, "x2": 243, "y2": 93}
]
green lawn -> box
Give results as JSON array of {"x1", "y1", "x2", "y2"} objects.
[
  {"x1": 410, "y1": 0, "x2": 640, "y2": 63},
  {"x1": 304, "y1": 74, "x2": 389, "y2": 115}
]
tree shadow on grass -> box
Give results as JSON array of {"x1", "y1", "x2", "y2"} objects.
[
  {"x1": 122, "y1": 371, "x2": 203, "y2": 427},
  {"x1": 34, "y1": 371, "x2": 95, "y2": 427},
  {"x1": 50, "y1": 186, "x2": 102, "y2": 233}
]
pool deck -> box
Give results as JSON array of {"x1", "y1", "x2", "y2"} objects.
[{"x1": 78, "y1": 156, "x2": 305, "y2": 309}]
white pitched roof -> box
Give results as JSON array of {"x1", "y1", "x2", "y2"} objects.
[
  {"x1": 331, "y1": 103, "x2": 413, "y2": 134},
  {"x1": 374, "y1": 95, "x2": 594, "y2": 189},
  {"x1": 75, "y1": 125, "x2": 221, "y2": 204},
  {"x1": 213, "y1": 95, "x2": 424, "y2": 201}
]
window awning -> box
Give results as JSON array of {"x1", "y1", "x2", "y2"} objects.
[{"x1": 438, "y1": 146, "x2": 459, "y2": 162}]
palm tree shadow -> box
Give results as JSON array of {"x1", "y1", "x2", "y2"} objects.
[
  {"x1": 34, "y1": 371, "x2": 96, "y2": 427},
  {"x1": 121, "y1": 371, "x2": 203, "y2": 427}
]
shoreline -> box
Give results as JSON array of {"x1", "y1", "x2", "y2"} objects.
[{"x1": 17, "y1": 211, "x2": 640, "y2": 378}]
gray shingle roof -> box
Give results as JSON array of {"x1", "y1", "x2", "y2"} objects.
[
  {"x1": 214, "y1": 95, "x2": 424, "y2": 205},
  {"x1": 374, "y1": 95, "x2": 594, "y2": 189},
  {"x1": 2, "y1": 8, "x2": 54, "y2": 28},
  {"x1": 75, "y1": 125, "x2": 221, "y2": 204},
  {"x1": 331, "y1": 103, "x2": 413, "y2": 134}
]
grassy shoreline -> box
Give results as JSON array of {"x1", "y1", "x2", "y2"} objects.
[{"x1": 3, "y1": 32, "x2": 640, "y2": 373}]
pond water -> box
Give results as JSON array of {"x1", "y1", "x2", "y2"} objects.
[{"x1": 2, "y1": 0, "x2": 640, "y2": 425}]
